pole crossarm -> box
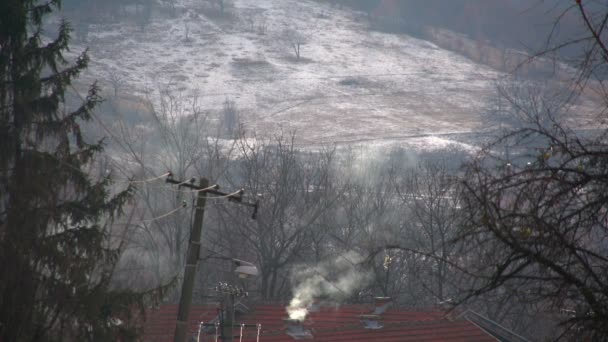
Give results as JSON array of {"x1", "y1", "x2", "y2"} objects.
[
  {"x1": 169, "y1": 172, "x2": 259, "y2": 342},
  {"x1": 165, "y1": 172, "x2": 259, "y2": 219}
]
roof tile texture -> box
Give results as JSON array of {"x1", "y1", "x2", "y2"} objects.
[{"x1": 143, "y1": 304, "x2": 497, "y2": 342}]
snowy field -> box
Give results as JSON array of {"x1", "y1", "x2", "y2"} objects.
[{"x1": 68, "y1": 0, "x2": 597, "y2": 150}]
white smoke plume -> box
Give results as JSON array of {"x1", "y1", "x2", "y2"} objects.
[{"x1": 286, "y1": 251, "x2": 372, "y2": 321}]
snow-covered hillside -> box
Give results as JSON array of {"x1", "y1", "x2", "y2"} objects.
[{"x1": 70, "y1": 0, "x2": 590, "y2": 149}]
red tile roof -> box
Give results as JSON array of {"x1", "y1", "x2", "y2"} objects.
[
  {"x1": 143, "y1": 304, "x2": 219, "y2": 342},
  {"x1": 143, "y1": 303, "x2": 498, "y2": 342}
]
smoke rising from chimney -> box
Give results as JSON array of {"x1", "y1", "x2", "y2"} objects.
[{"x1": 286, "y1": 251, "x2": 371, "y2": 321}]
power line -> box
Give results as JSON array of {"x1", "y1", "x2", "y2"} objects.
[
  {"x1": 154, "y1": 183, "x2": 222, "y2": 194},
  {"x1": 113, "y1": 201, "x2": 188, "y2": 227},
  {"x1": 197, "y1": 189, "x2": 244, "y2": 201},
  {"x1": 115, "y1": 172, "x2": 171, "y2": 184},
  {"x1": 138, "y1": 203, "x2": 187, "y2": 223}
]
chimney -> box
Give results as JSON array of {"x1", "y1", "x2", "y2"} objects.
[
  {"x1": 284, "y1": 318, "x2": 313, "y2": 340},
  {"x1": 360, "y1": 314, "x2": 383, "y2": 330},
  {"x1": 372, "y1": 297, "x2": 392, "y2": 315},
  {"x1": 306, "y1": 300, "x2": 320, "y2": 313}
]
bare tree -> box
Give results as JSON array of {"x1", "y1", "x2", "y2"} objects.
[
  {"x1": 448, "y1": 2, "x2": 608, "y2": 337},
  {"x1": 394, "y1": 160, "x2": 462, "y2": 303},
  {"x1": 221, "y1": 98, "x2": 239, "y2": 138},
  {"x1": 483, "y1": 79, "x2": 570, "y2": 132},
  {"x1": 117, "y1": 90, "x2": 207, "y2": 286},
  {"x1": 313, "y1": 151, "x2": 428, "y2": 305},
  {"x1": 340, "y1": 157, "x2": 464, "y2": 307},
  {"x1": 457, "y1": 107, "x2": 608, "y2": 339},
  {"x1": 257, "y1": 16, "x2": 267, "y2": 35},
  {"x1": 242, "y1": 11, "x2": 257, "y2": 32},
  {"x1": 102, "y1": 85, "x2": 238, "y2": 297},
  {"x1": 241, "y1": 10, "x2": 266, "y2": 34},
  {"x1": 183, "y1": 22, "x2": 191, "y2": 42},
  {"x1": 106, "y1": 67, "x2": 126, "y2": 98},
  {"x1": 455, "y1": 85, "x2": 607, "y2": 342},
  {"x1": 211, "y1": 133, "x2": 341, "y2": 300},
  {"x1": 280, "y1": 28, "x2": 309, "y2": 61}
]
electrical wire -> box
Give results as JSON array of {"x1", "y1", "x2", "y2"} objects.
[
  {"x1": 137, "y1": 184, "x2": 188, "y2": 193},
  {"x1": 196, "y1": 189, "x2": 243, "y2": 202},
  {"x1": 112, "y1": 202, "x2": 188, "y2": 228},
  {"x1": 145, "y1": 183, "x2": 221, "y2": 195},
  {"x1": 181, "y1": 184, "x2": 220, "y2": 193},
  {"x1": 174, "y1": 178, "x2": 195, "y2": 187},
  {"x1": 137, "y1": 203, "x2": 188, "y2": 224},
  {"x1": 136, "y1": 184, "x2": 188, "y2": 193},
  {"x1": 124, "y1": 172, "x2": 171, "y2": 184}
]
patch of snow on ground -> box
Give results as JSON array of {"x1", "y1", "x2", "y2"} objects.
[{"x1": 75, "y1": 0, "x2": 506, "y2": 149}]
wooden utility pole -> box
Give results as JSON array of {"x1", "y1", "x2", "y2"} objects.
[
  {"x1": 167, "y1": 173, "x2": 258, "y2": 342},
  {"x1": 174, "y1": 177, "x2": 209, "y2": 342}
]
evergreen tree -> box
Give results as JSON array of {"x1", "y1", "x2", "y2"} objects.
[{"x1": 0, "y1": 1, "x2": 161, "y2": 340}]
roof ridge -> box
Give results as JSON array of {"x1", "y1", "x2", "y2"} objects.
[
  {"x1": 249, "y1": 316, "x2": 472, "y2": 337},
  {"x1": 145, "y1": 304, "x2": 505, "y2": 341}
]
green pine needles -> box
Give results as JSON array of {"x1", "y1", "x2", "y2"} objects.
[{"x1": 0, "y1": 1, "x2": 167, "y2": 340}]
